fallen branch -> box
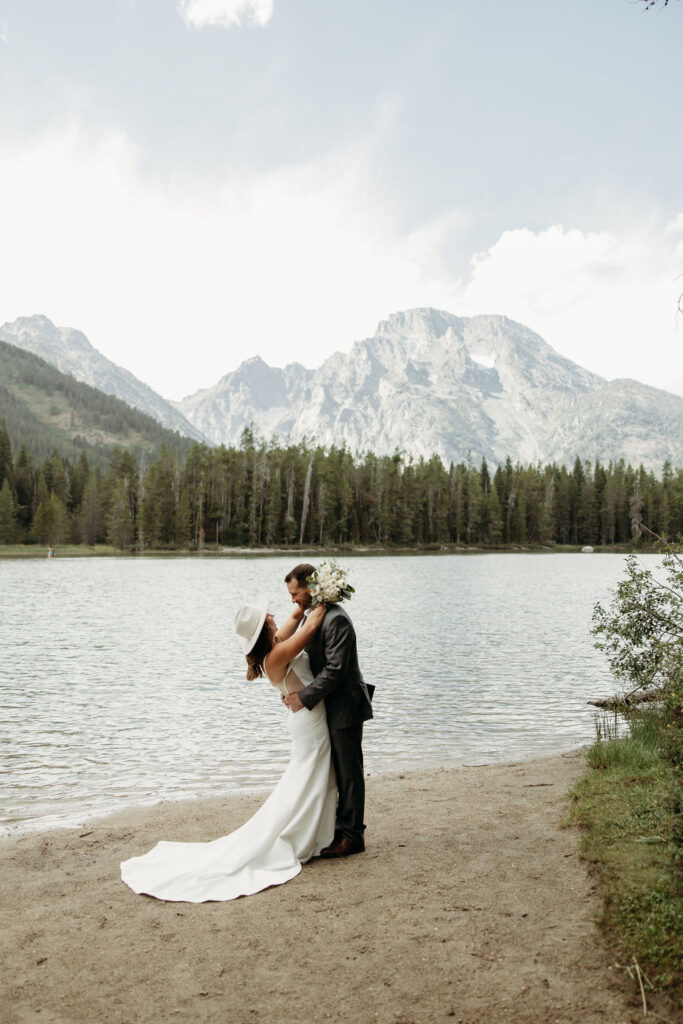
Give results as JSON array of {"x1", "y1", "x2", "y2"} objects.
[{"x1": 587, "y1": 687, "x2": 663, "y2": 710}]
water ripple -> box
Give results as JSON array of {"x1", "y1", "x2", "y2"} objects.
[{"x1": 0, "y1": 552, "x2": 641, "y2": 834}]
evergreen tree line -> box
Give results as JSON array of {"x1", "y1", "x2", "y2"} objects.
[{"x1": 1, "y1": 421, "x2": 682, "y2": 549}]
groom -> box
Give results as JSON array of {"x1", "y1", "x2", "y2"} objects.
[{"x1": 282, "y1": 563, "x2": 374, "y2": 857}]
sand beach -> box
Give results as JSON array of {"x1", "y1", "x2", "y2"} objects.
[{"x1": 1, "y1": 752, "x2": 647, "y2": 1024}]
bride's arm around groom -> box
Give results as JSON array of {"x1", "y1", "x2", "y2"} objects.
[{"x1": 292, "y1": 604, "x2": 374, "y2": 725}]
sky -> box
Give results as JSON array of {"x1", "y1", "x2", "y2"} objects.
[{"x1": 0, "y1": 0, "x2": 682, "y2": 401}]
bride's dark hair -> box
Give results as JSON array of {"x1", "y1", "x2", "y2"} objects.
[{"x1": 246, "y1": 618, "x2": 276, "y2": 681}]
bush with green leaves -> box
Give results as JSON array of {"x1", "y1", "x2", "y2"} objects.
[
  {"x1": 592, "y1": 540, "x2": 682, "y2": 879},
  {"x1": 592, "y1": 544, "x2": 683, "y2": 736}
]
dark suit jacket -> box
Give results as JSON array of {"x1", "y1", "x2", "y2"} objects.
[{"x1": 298, "y1": 604, "x2": 374, "y2": 729}]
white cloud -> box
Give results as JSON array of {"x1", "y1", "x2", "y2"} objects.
[
  {"x1": 178, "y1": 0, "x2": 273, "y2": 29},
  {"x1": 0, "y1": 123, "x2": 437, "y2": 398},
  {"x1": 0, "y1": 123, "x2": 681, "y2": 403},
  {"x1": 451, "y1": 223, "x2": 683, "y2": 396},
  {"x1": 0, "y1": 21, "x2": 8, "y2": 45}
]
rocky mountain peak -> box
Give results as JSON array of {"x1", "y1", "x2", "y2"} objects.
[
  {"x1": 177, "y1": 307, "x2": 682, "y2": 468},
  {"x1": 1, "y1": 315, "x2": 103, "y2": 359},
  {"x1": 0, "y1": 314, "x2": 208, "y2": 443}
]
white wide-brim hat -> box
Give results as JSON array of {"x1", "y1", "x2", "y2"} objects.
[{"x1": 234, "y1": 593, "x2": 270, "y2": 654}]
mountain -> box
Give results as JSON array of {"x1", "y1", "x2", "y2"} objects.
[
  {"x1": 178, "y1": 308, "x2": 683, "y2": 469},
  {"x1": 0, "y1": 340, "x2": 196, "y2": 467},
  {"x1": 179, "y1": 357, "x2": 313, "y2": 448},
  {"x1": 4, "y1": 308, "x2": 681, "y2": 468},
  {"x1": 0, "y1": 315, "x2": 208, "y2": 443},
  {"x1": 542, "y1": 378, "x2": 683, "y2": 468}
]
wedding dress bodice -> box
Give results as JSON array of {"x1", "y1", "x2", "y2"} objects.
[{"x1": 262, "y1": 649, "x2": 314, "y2": 696}]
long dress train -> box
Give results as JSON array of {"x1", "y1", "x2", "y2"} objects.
[{"x1": 120, "y1": 651, "x2": 336, "y2": 902}]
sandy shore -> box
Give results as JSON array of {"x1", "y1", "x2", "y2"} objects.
[{"x1": 1, "y1": 752, "x2": 648, "y2": 1024}]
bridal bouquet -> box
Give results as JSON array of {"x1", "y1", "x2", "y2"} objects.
[{"x1": 307, "y1": 561, "x2": 355, "y2": 608}]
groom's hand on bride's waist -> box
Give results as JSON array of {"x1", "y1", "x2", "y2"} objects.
[{"x1": 283, "y1": 692, "x2": 304, "y2": 713}]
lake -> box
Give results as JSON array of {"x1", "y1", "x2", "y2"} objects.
[{"x1": 0, "y1": 552, "x2": 641, "y2": 835}]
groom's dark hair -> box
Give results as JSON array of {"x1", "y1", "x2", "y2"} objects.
[{"x1": 284, "y1": 563, "x2": 316, "y2": 585}]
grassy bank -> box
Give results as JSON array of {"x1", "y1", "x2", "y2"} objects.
[
  {"x1": 0, "y1": 541, "x2": 656, "y2": 559},
  {"x1": 0, "y1": 544, "x2": 122, "y2": 558},
  {"x1": 0, "y1": 544, "x2": 126, "y2": 558},
  {"x1": 570, "y1": 710, "x2": 683, "y2": 1013}
]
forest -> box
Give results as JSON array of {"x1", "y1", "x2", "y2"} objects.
[{"x1": 0, "y1": 421, "x2": 681, "y2": 550}]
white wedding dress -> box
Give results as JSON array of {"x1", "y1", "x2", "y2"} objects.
[{"x1": 120, "y1": 651, "x2": 337, "y2": 902}]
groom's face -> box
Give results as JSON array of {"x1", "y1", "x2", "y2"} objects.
[{"x1": 287, "y1": 578, "x2": 312, "y2": 611}]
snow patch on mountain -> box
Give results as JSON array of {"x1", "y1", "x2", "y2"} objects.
[{"x1": 470, "y1": 353, "x2": 496, "y2": 369}]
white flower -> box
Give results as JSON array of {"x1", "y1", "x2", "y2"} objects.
[{"x1": 307, "y1": 560, "x2": 355, "y2": 607}]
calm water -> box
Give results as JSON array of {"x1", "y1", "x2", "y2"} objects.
[{"x1": 0, "y1": 553, "x2": 643, "y2": 835}]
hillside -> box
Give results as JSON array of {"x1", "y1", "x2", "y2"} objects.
[
  {"x1": 0, "y1": 340, "x2": 199, "y2": 467},
  {"x1": 0, "y1": 315, "x2": 207, "y2": 442}
]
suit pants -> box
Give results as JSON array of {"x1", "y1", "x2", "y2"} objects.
[{"x1": 329, "y1": 723, "x2": 365, "y2": 842}]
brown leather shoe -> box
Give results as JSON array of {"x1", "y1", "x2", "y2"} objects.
[{"x1": 320, "y1": 837, "x2": 365, "y2": 858}]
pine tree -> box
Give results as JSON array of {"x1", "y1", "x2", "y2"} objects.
[
  {"x1": 182, "y1": 444, "x2": 209, "y2": 548},
  {"x1": 107, "y1": 479, "x2": 134, "y2": 549},
  {"x1": 13, "y1": 446, "x2": 35, "y2": 536},
  {"x1": 70, "y1": 450, "x2": 91, "y2": 512},
  {"x1": 486, "y1": 482, "x2": 504, "y2": 544},
  {"x1": 175, "y1": 488, "x2": 192, "y2": 547},
  {"x1": 508, "y1": 476, "x2": 527, "y2": 544},
  {"x1": 204, "y1": 449, "x2": 226, "y2": 544},
  {"x1": 299, "y1": 458, "x2": 313, "y2": 544},
  {"x1": 425, "y1": 454, "x2": 448, "y2": 543},
  {"x1": 477, "y1": 458, "x2": 491, "y2": 540},
  {"x1": 553, "y1": 467, "x2": 572, "y2": 543},
  {"x1": 569, "y1": 457, "x2": 585, "y2": 544},
  {"x1": 336, "y1": 448, "x2": 356, "y2": 544},
  {"x1": 449, "y1": 463, "x2": 467, "y2": 544},
  {"x1": 0, "y1": 479, "x2": 17, "y2": 543},
  {"x1": 465, "y1": 465, "x2": 483, "y2": 544},
  {"x1": 538, "y1": 466, "x2": 555, "y2": 544},
  {"x1": 398, "y1": 460, "x2": 417, "y2": 544},
  {"x1": 0, "y1": 420, "x2": 13, "y2": 490},
  {"x1": 46, "y1": 451, "x2": 70, "y2": 506},
  {"x1": 659, "y1": 461, "x2": 674, "y2": 538},
  {"x1": 81, "y1": 472, "x2": 102, "y2": 545},
  {"x1": 36, "y1": 473, "x2": 49, "y2": 510},
  {"x1": 31, "y1": 491, "x2": 69, "y2": 545},
  {"x1": 264, "y1": 458, "x2": 282, "y2": 546},
  {"x1": 282, "y1": 456, "x2": 298, "y2": 545},
  {"x1": 523, "y1": 466, "x2": 545, "y2": 543},
  {"x1": 575, "y1": 460, "x2": 598, "y2": 544}
]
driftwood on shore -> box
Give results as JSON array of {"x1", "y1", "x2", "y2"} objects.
[{"x1": 587, "y1": 687, "x2": 663, "y2": 710}]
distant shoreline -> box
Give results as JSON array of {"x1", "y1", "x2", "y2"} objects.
[{"x1": 0, "y1": 542, "x2": 654, "y2": 559}]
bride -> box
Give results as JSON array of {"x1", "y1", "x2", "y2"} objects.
[{"x1": 120, "y1": 595, "x2": 336, "y2": 903}]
